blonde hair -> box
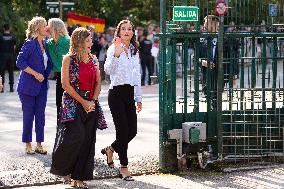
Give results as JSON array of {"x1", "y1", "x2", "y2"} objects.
[
  {"x1": 26, "y1": 16, "x2": 47, "y2": 39},
  {"x1": 48, "y1": 18, "x2": 69, "y2": 39},
  {"x1": 68, "y1": 27, "x2": 92, "y2": 61}
]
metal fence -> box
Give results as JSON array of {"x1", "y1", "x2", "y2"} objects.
[{"x1": 159, "y1": 0, "x2": 284, "y2": 171}]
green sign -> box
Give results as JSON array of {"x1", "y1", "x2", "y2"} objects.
[
  {"x1": 173, "y1": 6, "x2": 199, "y2": 22},
  {"x1": 46, "y1": 1, "x2": 74, "y2": 20}
]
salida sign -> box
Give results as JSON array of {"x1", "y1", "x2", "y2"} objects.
[{"x1": 173, "y1": 6, "x2": 199, "y2": 22}]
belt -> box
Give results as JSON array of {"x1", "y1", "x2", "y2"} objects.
[{"x1": 78, "y1": 90, "x2": 90, "y2": 100}]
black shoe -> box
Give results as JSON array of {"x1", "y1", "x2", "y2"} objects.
[
  {"x1": 71, "y1": 180, "x2": 88, "y2": 188},
  {"x1": 118, "y1": 173, "x2": 134, "y2": 181},
  {"x1": 62, "y1": 177, "x2": 72, "y2": 185},
  {"x1": 10, "y1": 86, "x2": 14, "y2": 92},
  {"x1": 119, "y1": 166, "x2": 134, "y2": 181}
]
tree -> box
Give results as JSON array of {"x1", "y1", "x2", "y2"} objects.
[
  {"x1": 73, "y1": 0, "x2": 159, "y2": 27},
  {"x1": 0, "y1": 0, "x2": 48, "y2": 51}
]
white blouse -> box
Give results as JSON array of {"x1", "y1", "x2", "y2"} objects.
[
  {"x1": 43, "y1": 51, "x2": 48, "y2": 69},
  {"x1": 104, "y1": 44, "x2": 142, "y2": 102}
]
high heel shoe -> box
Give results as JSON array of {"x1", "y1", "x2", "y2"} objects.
[
  {"x1": 35, "y1": 145, "x2": 47, "y2": 155},
  {"x1": 101, "y1": 146, "x2": 114, "y2": 168},
  {"x1": 62, "y1": 176, "x2": 72, "y2": 185},
  {"x1": 71, "y1": 180, "x2": 88, "y2": 189},
  {"x1": 119, "y1": 166, "x2": 134, "y2": 181},
  {"x1": 26, "y1": 146, "x2": 35, "y2": 155}
]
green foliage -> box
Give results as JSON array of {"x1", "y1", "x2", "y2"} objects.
[
  {"x1": 73, "y1": 0, "x2": 159, "y2": 27},
  {"x1": 2, "y1": 0, "x2": 284, "y2": 48},
  {"x1": 0, "y1": 0, "x2": 47, "y2": 51}
]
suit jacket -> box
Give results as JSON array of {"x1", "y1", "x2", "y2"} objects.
[
  {"x1": 199, "y1": 37, "x2": 240, "y2": 80},
  {"x1": 16, "y1": 38, "x2": 52, "y2": 96}
]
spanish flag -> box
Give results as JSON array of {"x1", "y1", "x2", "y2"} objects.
[{"x1": 67, "y1": 11, "x2": 105, "y2": 33}]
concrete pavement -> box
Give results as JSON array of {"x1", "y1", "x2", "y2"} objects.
[{"x1": 1, "y1": 73, "x2": 284, "y2": 188}]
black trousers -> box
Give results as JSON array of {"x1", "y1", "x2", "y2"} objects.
[
  {"x1": 99, "y1": 61, "x2": 106, "y2": 81},
  {"x1": 50, "y1": 104, "x2": 98, "y2": 181},
  {"x1": 0, "y1": 53, "x2": 14, "y2": 87},
  {"x1": 108, "y1": 84, "x2": 137, "y2": 166},
  {"x1": 55, "y1": 73, "x2": 64, "y2": 123},
  {"x1": 141, "y1": 55, "x2": 154, "y2": 85}
]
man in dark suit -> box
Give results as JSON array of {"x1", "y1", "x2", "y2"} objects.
[
  {"x1": 200, "y1": 15, "x2": 239, "y2": 108},
  {"x1": 0, "y1": 23, "x2": 16, "y2": 92}
]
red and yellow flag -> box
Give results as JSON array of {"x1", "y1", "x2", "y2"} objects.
[{"x1": 67, "y1": 11, "x2": 105, "y2": 33}]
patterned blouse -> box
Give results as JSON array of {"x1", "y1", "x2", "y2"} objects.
[{"x1": 60, "y1": 56, "x2": 96, "y2": 123}]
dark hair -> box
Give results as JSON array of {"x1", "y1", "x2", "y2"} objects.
[
  {"x1": 204, "y1": 15, "x2": 219, "y2": 22},
  {"x1": 114, "y1": 20, "x2": 139, "y2": 55},
  {"x1": 3, "y1": 23, "x2": 10, "y2": 31},
  {"x1": 143, "y1": 31, "x2": 148, "y2": 37}
]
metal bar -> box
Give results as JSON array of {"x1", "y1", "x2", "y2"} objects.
[
  {"x1": 183, "y1": 40, "x2": 189, "y2": 114},
  {"x1": 159, "y1": 0, "x2": 167, "y2": 171},
  {"x1": 262, "y1": 37, "x2": 267, "y2": 109},
  {"x1": 194, "y1": 34, "x2": 200, "y2": 112},
  {"x1": 171, "y1": 39, "x2": 177, "y2": 123},
  {"x1": 217, "y1": 16, "x2": 224, "y2": 158},
  {"x1": 240, "y1": 38, "x2": 245, "y2": 110},
  {"x1": 251, "y1": 37, "x2": 256, "y2": 88},
  {"x1": 272, "y1": 37, "x2": 277, "y2": 110},
  {"x1": 156, "y1": 33, "x2": 284, "y2": 39},
  {"x1": 195, "y1": 0, "x2": 200, "y2": 31}
]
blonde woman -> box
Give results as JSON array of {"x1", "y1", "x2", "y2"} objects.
[
  {"x1": 46, "y1": 18, "x2": 70, "y2": 123},
  {"x1": 16, "y1": 16, "x2": 52, "y2": 155},
  {"x1": 50, "y1": 27, "x2": 101, "y2": 188}
]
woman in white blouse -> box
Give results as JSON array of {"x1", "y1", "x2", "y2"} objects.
[{"x1": 103, "y1": 19, "x2": 142, "y2": 181}]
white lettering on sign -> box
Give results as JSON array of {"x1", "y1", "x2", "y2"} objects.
[{"x1": 174, "y1": 10, "x2": 197, "y2": 18}]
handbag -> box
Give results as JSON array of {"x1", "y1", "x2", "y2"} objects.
[{"x1": 96, "y1": 101, "x2": 108, "y2": 130}]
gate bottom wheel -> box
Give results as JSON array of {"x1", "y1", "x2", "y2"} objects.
[{"x1": 197, "y1": 151, "x2": 210, "y2": 169}]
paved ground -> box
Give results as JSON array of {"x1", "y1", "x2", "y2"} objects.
[{"x1": 0, "y1": 72, "x2": 284, "y2": 189}]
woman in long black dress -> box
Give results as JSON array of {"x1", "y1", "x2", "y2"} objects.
[{"x1": 50, "y1": 27, "x2": 101, "y2": 189}]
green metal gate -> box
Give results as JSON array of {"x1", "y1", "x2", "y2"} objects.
[{"x1": 159, "y1": 0, "x2": 284, "y2": 172}]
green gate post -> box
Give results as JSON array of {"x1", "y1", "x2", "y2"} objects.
[
  {"x1": 217, "y1": 16, "x2": 224, "y2": 158},
  {"x1": 159, "y1": 0, "x2": 166, "y2": 172},
  {"x1": 159, "y1": 0, "x2": 177, "y2": 173}
]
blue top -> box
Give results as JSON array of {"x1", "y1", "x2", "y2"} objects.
[{"x1": 16, "y1": 38, "x2": 52, "y2": 96}]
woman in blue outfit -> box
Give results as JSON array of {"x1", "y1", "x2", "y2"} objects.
[{"x1": 16, "y1": 16, "x2": 52, "y2": 155}]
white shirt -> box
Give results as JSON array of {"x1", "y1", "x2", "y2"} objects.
[
  {"x1": 104, "y1": 44, "x2": 142, "y2": 102},
  {"x1": 43, "y1": 51, "x2": 48, "y2": 69}
]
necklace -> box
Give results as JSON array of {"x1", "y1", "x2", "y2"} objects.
[
  {"x1": 39, "y1": 42, "x2": 45, "y2": 53},
  {"x1": 81, "y1": 56, "x2": 90, "y2": 63}
]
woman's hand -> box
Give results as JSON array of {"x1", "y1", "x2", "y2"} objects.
[
  {"x1": 136, "y1": 102, "x2": 142, "y2": 113},
  {"x1": 34, "y1": 72, "x2": 44, "y2": 82},
  {"x1": 82, "y1": 100, "x2": 96, "y2": 113},
  {"x1": 114, "y1": 37, "x2": 124, "y2": 57}
]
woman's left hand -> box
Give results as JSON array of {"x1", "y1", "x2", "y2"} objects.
[
  {"x1": 87, "y1": 100, "x2": 96, "y2": 112},
  {"x1": 136, "y1": 102, "x2": 142, "y2": 113}
]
